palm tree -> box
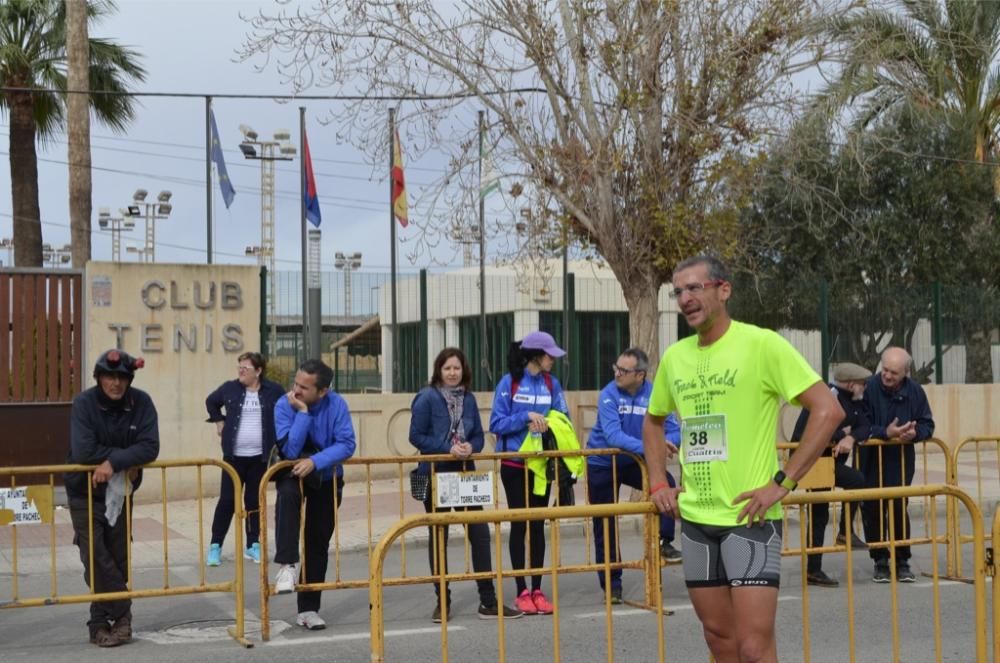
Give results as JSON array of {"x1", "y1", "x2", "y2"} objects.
[
  {"x1": 818, "y1": 0, "x2": 1000, "y2": 383},
  {"x1": 0, "y1": 0, "x2": 145, "y2": 267}
]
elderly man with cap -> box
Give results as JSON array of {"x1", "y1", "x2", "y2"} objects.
[
  {"x1": 66, "y1": 349, "x2": 159, "y2": 647},
  {"x1": 789, "y1": 361, "x2": 871, "y2": 587}
]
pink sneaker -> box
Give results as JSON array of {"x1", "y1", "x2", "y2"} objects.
[
  {"x1": 531, "y1": 589, "x2": 553, "y2": 614},
  {"x1": 514, "y1": 589, "x2": 538, "y2": 615}
]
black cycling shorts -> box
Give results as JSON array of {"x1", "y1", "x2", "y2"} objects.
[{"x1": 680, "y1": 519, "x2": 783, "y2": 589}]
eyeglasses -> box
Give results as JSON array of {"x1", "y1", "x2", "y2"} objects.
[
  {"x1": 237, "y1": 365, "x2": 255, "y2": 373},
  {"x1": 611, "y1": 364, "x2": 643, "y2": 375},
  {"x1": 668, "y1": 280, "x2": 724, "y2": 299}
]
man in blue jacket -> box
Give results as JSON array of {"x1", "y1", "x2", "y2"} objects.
[
  {"x1": 272, "y1": 359, "x2": 356, "y2": 630},
  {"x1": 860, "y1": 346, "x2": 935, "y2": 583},
  {"x1": 587, "y1": 347, "x2": 680, "y2": 604}
]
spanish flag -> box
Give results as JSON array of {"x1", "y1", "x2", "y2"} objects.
[{"x1": 392, "y1": 129, "x2": 408, "y2": 228}]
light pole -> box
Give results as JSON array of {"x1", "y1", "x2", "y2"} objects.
[
  {"x1": 97, "y1": 207, "x2": 136, "y2": 263},
  {"x1": 448, "y1": 218, "x2": 481, "y2": 267},
  {"x1": 240, "y1": 125, "x2": 296, "y2": 356},
  {"x1": 42, "y1": 243, "x2": 72, "y2": 268},
  {"x1": 307, "y1": 229, "x2": 323, "y2": 360},
  {"x1": 127, "y1": 189, "x2": 172, "y2": 263},
  {"x1": 334, "y1": 251, "x2": 362, "y2": 316},
  {"x1": 0, "y1": 238, "x2": 13, "y2": 267}
]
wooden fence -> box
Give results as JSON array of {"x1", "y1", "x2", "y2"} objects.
[{"x1": 0, "y1": 269, "x2": 82, "y2": 403}]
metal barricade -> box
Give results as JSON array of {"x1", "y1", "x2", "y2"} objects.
[
  {"x1": 778, "y1": 439, "x2": 957, "y2": 575},
  {"x1": 786, "y1": 484, "x2": 985, "y2": 663},
  {"x1": 992, "y1": 505, "x2": 999, "y2": 663},
  {"x1": 0, "y1": 459, "x2": 251, "y2": 647},
  {"x1": 255, "y1": 448, "x2": 659, "y2": 641},
  {"x1": 367, "y1": 502, "x2": 669, "y2": 663},
  {"x1": 366, "y1": 484, "x2": 989, "y2": 663},
  {"x1": 952, "y1": 437, "x2": 999, "y2": 579}
]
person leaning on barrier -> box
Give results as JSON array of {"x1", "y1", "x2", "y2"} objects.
[
  {"x1": 204, "y1": 351, "x2": 284, "y2": 567},
  {"x1": 65, "y1": 349, "x2": 160, "y2": 648},
  {"x1": 408, "y1": 347, "x2": 523, "y2": 623},
  {"x1": 790, "y1": 362, "x2": 872, "y2": 588},
  {"x1": 860, "y1": 346, "x2": 935, "y2": 584},
  {"x1": 644, "y1": 255, "x2": 843, "y2": 663},
  {"x1": 586, "y1": 347, "x2": 681, "y2": 605},
  {"x1": 272, "y1": 359, "x2": 356, "y2": 631},
  {"x1": 489, "y1": 331, "x2": 569, "y2": 616}
]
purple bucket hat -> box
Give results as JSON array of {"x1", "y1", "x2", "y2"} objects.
[{"x1": 520, "y1": 331, "x2": 566, "y2": 358}]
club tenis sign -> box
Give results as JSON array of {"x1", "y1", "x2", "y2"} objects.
[{"x1": 105, "y1": 279, "x2": 246, "y2": 354}]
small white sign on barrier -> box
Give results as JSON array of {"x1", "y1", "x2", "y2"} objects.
[
  {"x1": 435, "y1": 471, "x2": 495, "y2": 508},
  {"x1": 0, "y1": 486, "x2": 54, "y2": 526}
]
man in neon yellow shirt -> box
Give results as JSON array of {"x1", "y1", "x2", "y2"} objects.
[{"x1": 643, "y1": 255, "x2": 842, "y2": 663}]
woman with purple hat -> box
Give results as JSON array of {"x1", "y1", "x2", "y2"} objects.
[{"x1": 489, "y1": 331, "x2": 568, "y2": 615}]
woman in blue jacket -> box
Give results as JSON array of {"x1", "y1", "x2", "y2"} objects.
[
  {"x1": 204, "y1": 352, "x2": 284, "y2": 566},
  {"x1": 409, "y1": 347, "x2": 522, "y2": 623},
  {"x1": 489, "y1": 331, "x2": 569, "y2": 616}
]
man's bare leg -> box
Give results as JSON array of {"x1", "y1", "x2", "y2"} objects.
[
  {"x1": 731, "y1": 586, "x2": 779, "y2": 663},
  {"x1": 689, "y1": 585, "x2": 778, "y2": 663},
  {"x1": 689, "y1": 586, "x2": 738, "y2": 662}
]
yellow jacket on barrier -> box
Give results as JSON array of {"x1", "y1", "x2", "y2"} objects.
[{"x1": 520, "y1": 410, "x2": 584, "y2": 496}]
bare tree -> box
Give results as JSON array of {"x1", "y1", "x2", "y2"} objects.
[
  {"x1": 66, "y1": 0, "x2": 92, "y2": 268},
  {"x1": 240, "y1": 0, "x2": 823, "y2": 361}
]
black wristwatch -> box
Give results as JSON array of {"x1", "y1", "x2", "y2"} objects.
[{"x1": 773, "y1": 470, "x2": 797, "y2": 491}]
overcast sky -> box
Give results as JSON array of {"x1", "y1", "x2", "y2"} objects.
[{"x1": 0, "y1": 0, "x2": 475, "y2": 274}]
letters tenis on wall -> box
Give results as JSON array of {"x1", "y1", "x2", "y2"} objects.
[{"x1": 106, "y1": 279, "x2": 245, "y2": 353}]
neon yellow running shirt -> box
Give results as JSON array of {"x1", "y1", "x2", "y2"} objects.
[{"x1": 648, "y1": 321, "x2": 820, "y2": 526}]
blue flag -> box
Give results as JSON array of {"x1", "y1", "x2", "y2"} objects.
[
  {"x1": 210, "y1": 110, "x2": 236, "y2": 209},
  {"x1": 303, "y1": 129, "x2": 321, "y2": 227}
]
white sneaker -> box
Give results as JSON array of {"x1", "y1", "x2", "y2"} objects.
[
  {"x1": 296, "y1": 610, "x2": 326, "y2": 630},
  {"x1": 274, "y1": 564, "x2": 297, "y2": 594}
]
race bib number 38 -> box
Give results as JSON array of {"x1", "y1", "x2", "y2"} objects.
[{"x1": 682, "y1": 414, "x2": 728, "y2": 463}]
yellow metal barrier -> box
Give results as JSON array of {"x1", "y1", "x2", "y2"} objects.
[
  {"x1": 0, "y1": 459, "x2": 251, "y2": 647},
  {"x1": 779, "y1": 438, "x2": 957, "y2": 576},
  {"x1": 992, "y1": 505, "x2": 999, "y2": 663},
  {"x1": 367, "y1": 501, "x2": 668, "y2": 663},
  {"x1": 255, "y1": 448, "x2": 660, "y2": 641},
  {"x1": 785, "y1": 484, "x2": 987, "y2": 663},
  {"x1": 952, "y1": 437, "x2": 999, "y2": 578},
  {"x1": 365, "y1": 484, "x2": 988, "y2": 663}
]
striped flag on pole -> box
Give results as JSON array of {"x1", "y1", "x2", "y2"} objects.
[
  {"x1": 303, "y1": 128, "x2": 321, "y2": 227},
  {"x1": 479, "y1": 142, "x2": 500, "y2": 199},
  {"x1": 392, "y1": 129, "x2": 408, "y2": 228}
]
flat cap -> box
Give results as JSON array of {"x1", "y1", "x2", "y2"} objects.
[{"x1": 832, "y1": 362, "x2": 872, "y2": 382}]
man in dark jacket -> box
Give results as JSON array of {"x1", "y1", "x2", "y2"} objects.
[
  {"x1": 66, "y1": 349, "x2": 159, "y2": 647},
  {"x1": 791, "y1": 362, "x2": 871, "y2": 587},
  {"x1": 860, "y1": 346, "x2": 935, "y2": 583}
]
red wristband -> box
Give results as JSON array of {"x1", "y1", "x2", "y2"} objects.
[{"x1": 650, "y1": 482, "x2": 669, "y2": 495}]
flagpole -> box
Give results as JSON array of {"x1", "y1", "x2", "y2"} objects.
[
  {"x1": 389, "y1": 106, "x2": 400, "y2": 393},
  {"x1": 477, "y1": 110, "x2": 489, "y2": 390},
  {"x1": 300, "y1": 106, "x2": 309, "y2": 360},
  {"x1": 205, "y1": 95, "x2": 213, "y2": 264}
]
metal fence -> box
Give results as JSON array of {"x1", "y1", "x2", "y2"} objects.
[
  {"x1": 732, "y1": 278, "x2": 1000, "y2": 384},
  {"x1": 265, "y1": 271, "x2": 1000, "y2": 391},
  {"x1": 268, "y1": 269, "x2": 631, "y2": 392}
]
